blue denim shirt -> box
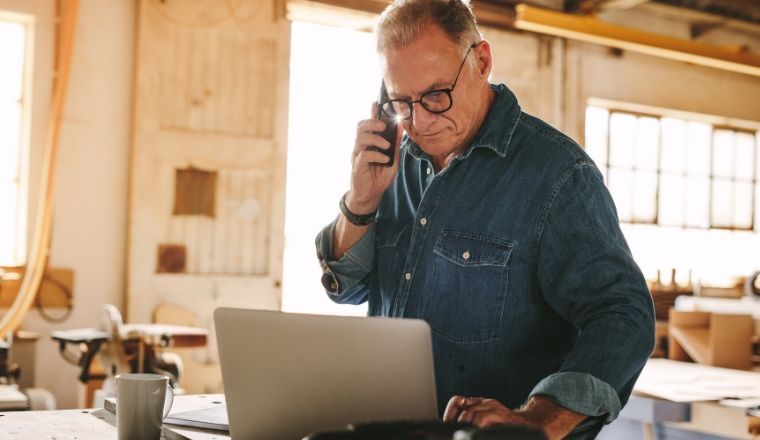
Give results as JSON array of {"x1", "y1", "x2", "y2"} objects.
[{"x1": 316, "y1": 84, "x2": 655, "y2": 435}]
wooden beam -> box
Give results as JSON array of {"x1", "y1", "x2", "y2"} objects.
[
  {"x1": 595, "y1": 0, "x2": 652, "y2": 12},
  {"x1": 288, "y1": 0, "x2": 518, "y2": 30},
  {"x1": 514, "y1": 4, "x2": 760, "y2": 77},
  {"x1": 471, "y1": 1, "x2": 517, "y2": 29}
]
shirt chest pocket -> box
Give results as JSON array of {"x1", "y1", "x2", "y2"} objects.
[{"x1": 423, "y1": 231, "x2": 513, "y2": 343}]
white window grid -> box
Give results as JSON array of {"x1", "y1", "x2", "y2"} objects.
[{"x1": 585, "y1": 106, "x2": 760, "y2": 232}]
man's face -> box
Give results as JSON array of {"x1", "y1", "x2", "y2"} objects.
[{"x1": 380, "y1": 24, "x2": 490, "y2": 159}]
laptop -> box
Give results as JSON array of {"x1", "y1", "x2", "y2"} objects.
[{"x1": 214, "y1": 308, "x2": 438, "y2": 439}]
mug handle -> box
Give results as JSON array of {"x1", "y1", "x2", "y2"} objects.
[{"x1": 162, "y1": 384, "x2": 175, "y2": 419}]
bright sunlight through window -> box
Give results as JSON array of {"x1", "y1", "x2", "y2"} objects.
[
  {"x1": 0, "y1": 15, "x2": 30, "y2": 267},
  {"x1": 585, "y1": 105, "x2": 760, "y2": 287},
  {"x1": 282, "y1": 21, "x2": 381, "y2": 315}
]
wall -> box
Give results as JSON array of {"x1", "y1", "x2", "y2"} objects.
[{"x1": 0, "y1": 0, "x2": 134, "y2": 409}]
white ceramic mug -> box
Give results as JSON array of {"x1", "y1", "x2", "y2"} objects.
[{"x1": 116, "y1": 373, "x2": 174, "y2": 440}]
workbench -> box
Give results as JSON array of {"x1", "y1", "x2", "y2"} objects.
[
  {"x1": 600, "y1": 359, "x2": 760, "y2": 439},
  {"x1": 0, "y1": 394, "x2": 229, "y2": 440},
  {"x1": 2, "y1": 360, "x2": 758, "y2": 439}
]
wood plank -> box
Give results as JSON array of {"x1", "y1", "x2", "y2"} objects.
[{"x1": 0, "y1": 267, "x2": 73, "y2": 308}]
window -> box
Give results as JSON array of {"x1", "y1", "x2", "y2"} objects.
[
  {"x1": 586, "y1": 106, "x2": 760, "y2": 231},
  {"x1": 281, "y1": 21, "x2": 380, "y2": 316},
  {"x1": 0, "y1": 14, "x2": 31, "y2": 266}
]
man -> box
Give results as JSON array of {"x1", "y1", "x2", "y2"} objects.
[{"x1": 315, "y1": 0, "x2": 655, "y2": 438}]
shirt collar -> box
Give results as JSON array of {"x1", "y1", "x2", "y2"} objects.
[{"x1": 403, "y1": 83, "x2": 521, "y2": 161}]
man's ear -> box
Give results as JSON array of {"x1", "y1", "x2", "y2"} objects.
[{"x1": 475, "y1": 40, "x2": 493, "y2": 79}]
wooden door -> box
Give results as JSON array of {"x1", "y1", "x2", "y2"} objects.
[{"x1": 127, "y1": 0, "x2": 290, "y2": 334}]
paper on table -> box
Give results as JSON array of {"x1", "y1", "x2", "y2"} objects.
[
  {"x1": 634, "y1": 359, "x2": 760, "y2": 402},
  {"x1": 719, "y1": 398, "x2": 760, "y2": 408}
]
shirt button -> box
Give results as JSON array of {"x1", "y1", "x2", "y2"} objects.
[
  {"x1": 420, "y1": 218, "x2": 427, "y2": 226},
  {"x1": 462, "y1": 251, "x2": 470, "y2": 260},
  {"x1": 330, "y1": 283, "x2": 337, "y2": 290},
  {"x1": 426, "y1": 167, "x2": 432, "y2": 175},
  {"x1": 405, "y1": 272, "x2": 412, "y2": 281}
]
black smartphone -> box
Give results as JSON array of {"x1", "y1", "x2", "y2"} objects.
[{"x1": 371, "y1": 81, "x2": 397, "y2": 167}]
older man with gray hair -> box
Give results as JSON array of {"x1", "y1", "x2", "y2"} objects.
[{"x1": 315, "y1": 0, "x2": 655, "y2": 438}]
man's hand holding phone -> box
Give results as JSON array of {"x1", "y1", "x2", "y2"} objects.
[{"x1": 346, "y1": 101, "x2": 403, "y2": 216}]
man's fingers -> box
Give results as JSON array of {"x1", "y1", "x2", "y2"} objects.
[
  {"x1": 443, "y1": 395, "x2": 466, "y2": 422},
  {"x1": 352, "y1": 132, "x2": 391, "y2": 165},
  {"x1": 472, "y1": 411, "x2": 507, "y2": 428},
  {"x1": 356, "y1": 118, "x2": 386, "y2": 136},
  {"x1": 455, "y1": 399, "x2": 519, "y2": 428},
  {"x1": 356, "y1": 132, "x2": 391, "y2": 150},
  {"x1": 354, "y1": 149, "x2": 392, "y2": 167},
  {"x1": 444, "y1": 396, "x2": 489, "y2": 422},
  {"x1": 457, "y1": 406, "x2": 492, "y2": 424}
]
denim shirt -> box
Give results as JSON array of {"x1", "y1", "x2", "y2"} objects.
[{"x1": 316, "y1": 84, "x2": 655, "y2": 435}]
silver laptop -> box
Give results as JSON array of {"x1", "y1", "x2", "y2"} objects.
[{"x1": 214, "y1": 308, "x2": 438, "y2": 439}]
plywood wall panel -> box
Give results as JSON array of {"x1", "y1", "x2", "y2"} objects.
[{"x1": 156, "y1": 26, "x2": 277, "y2": 138}]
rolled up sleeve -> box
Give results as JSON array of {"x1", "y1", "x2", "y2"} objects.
[
  {"x1": 529, "y1": 372, "x2": 621, "y2": 422},
  {"x1": 315, "y1": 218, "x2": 376, "y2": 304}
]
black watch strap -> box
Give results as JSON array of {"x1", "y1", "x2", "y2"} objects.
[{"x1": 339, "y1": 192, "x2": 376, "y2": 226}]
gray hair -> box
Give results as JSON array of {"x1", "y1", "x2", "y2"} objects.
[{"x1": 375, "y1": 0, "x2": 482, "y2": 54}]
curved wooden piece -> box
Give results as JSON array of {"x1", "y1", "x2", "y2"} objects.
[{"x1": 0, "y1": 0, "x2": 80, "y2": 339}]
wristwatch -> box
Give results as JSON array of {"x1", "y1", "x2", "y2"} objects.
[{"x1": 339, "y1": 192, "x2": 376, "y2": 226}]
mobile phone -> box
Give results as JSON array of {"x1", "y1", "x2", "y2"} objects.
[{"x1": 371, "y1": 81, "x2": 397, "y2": 167}]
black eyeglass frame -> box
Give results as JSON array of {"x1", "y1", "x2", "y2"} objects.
[{"x1": 380, "y1": 42, "x2": 479, "y2": 121}]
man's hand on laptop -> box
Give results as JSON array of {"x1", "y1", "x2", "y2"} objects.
[{"x1": 443, "y1": 395, "x2": 586, "y2": 440}]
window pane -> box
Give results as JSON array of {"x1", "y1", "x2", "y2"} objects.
[
  {"x1": 661, "y1": 117, "x2": 686, "y2": 174},
  {"x1": 609, "y1": 113, "x2": 636, "y2": 168},
  {"x1": 0, "y1": 21, "x2": 25, "y2": 102},
  {"x1": 685, "y1": 177, "x2": 710, "y2": 229},
  {"x1": 584, "y1": 106, "x2": 609, "y2": 168},
  {"x1": 633, "y1": 171, "x2": 657, "y2": 223},
  {"x1": 0, "y1": 181, "x2": 18, "y2": 264},
  {"x1": 635, "y1": 116, "x2": 659, "y2": 171},
  {"x1": 711, "y1": 178, "x2": 733, "y2": 228},
  {"x1": 735, "y1": 132, "x2": 755, "y2": 180},
  {"x1": 608, "y1": 168, "x2": 633, "y2": 222},
  {"x1": 712, "y1": 130, "x2": 735, "y2": 178},
  {"x1": 735, "y1": 181, "x2": 753, "y2": 229},
  {"x1": 0, "y1": 102, "x2": 22, "y2": 179},
  {"x1": 686, "y1": 122, "x2": 711, "y2": 177},
  {"x1": 659, "y1": 173, "x2": 685, "y2": 226}
]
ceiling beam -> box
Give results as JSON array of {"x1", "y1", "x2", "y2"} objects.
[
  {"x1": 514, "y1": 4, "x2": 760, "y2": 77},
  {"x1": 594, "y1": 0, "x2": 652, "y2": 12}
]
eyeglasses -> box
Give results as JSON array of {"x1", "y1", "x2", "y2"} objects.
[{"x1": 380, "y1": 43, "x2": 477, "y2": 121}]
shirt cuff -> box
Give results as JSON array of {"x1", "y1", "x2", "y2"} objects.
[
  {"x1": 315, "y1": 219, "x2": 376, "y2": 296},
  {"x1": 528, "y1": 372, "x2": 622, "y2": 424}
]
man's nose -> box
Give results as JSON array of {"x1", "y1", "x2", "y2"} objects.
[{"x1": 411, "y1": 102, "x2": 437, "y2": 131}]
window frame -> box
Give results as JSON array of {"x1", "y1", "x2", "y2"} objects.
[
  {"x1": 585, "y1": 100, "x2": 759, "y2": 232},
  {"x1": 0, "y1": 9, "x2": 34, "y2": 267}
]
